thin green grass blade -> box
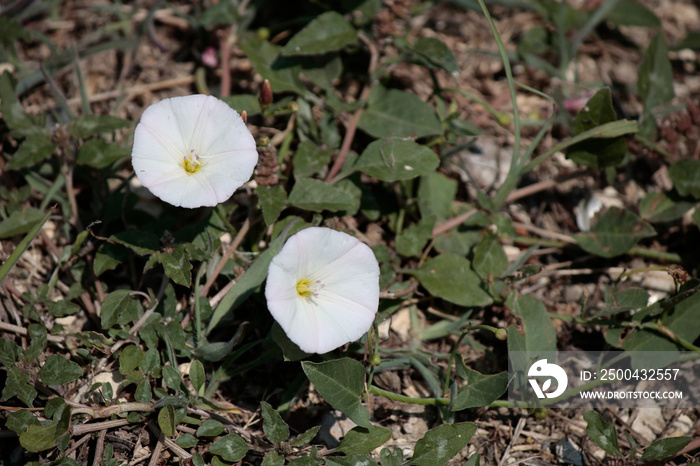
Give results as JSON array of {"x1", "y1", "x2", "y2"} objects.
[
  {"x1": 520, "y1": 119, "x2": 638, "y2": 174},
  {"x1": 477, "y1": 0, "x2": 521, "y2": 211},
  {"x1": 0, "y1": 206, "x2": 54, "y2": 285},
  {"x1": 492, "y1": 80, "x2": 558, "y2": 207},
  {"x1": 73, "y1": 46, "x2": 91, "y2": 116}
]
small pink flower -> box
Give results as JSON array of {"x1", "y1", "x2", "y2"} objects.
[{"x1": 202, "y1": 46, "x2": 219, "y2": 68}]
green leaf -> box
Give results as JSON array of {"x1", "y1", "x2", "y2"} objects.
[
  {"x1": 326, "y1": 457, "x2": 378, "y2": 466},
  {"x1": 668, "y1": 159, "x2": 700, "y2": 199},
  {"x1": 262, "y1": 451, "x2": 285, "y2": 466},
  {"x1": 6, "y1": 135, "x2": 56, "y2": 170},
  {"x1": 0, "y1": 71, "x2": 44, "y2": 137},
  {"x1": 158, "y1": 405, "x2": 176, "y2": 437},
  {"x1": 606, "y1": 0, "x2": 660, "y2": 27},
  {"x1": 70, "y1": 115, "x2": 131, "y2": 138},
  {"x1": 20, "y1": 424, "x2": 58, "y2": 452},
  {"x1": 157, "y1": 244, "x2": 192, "y2": 287},
  {"x1": 418, "y1": 172, "x2": 458, "y2": 219},
  {"x1": 0, "y1": 17, "x2": 30, "y2": 47},
  {"x1": 583, "y1": 411, "x2": 622, "y2": 457},
  {"x1": 135, "y1": 380, "x2": 152, "y2": 403},
  {"x1": 301, "y1": 358, "x2": 371, "y2": 428},
  {"x1": 258, "y1": 185, "x2": 287, "y2": 225},
  {"x1": 210, "y1": 434, "x2": 249, "y2": 462},
  {"x1": 101, "y1": 289, "x2": 135, "y2": 330},
  {"x1": 675, "y1": 31, "x2": 700, "y2": 51},
  {"x1": 190, "y1": 360, "x2": 205, "y2": 394},
  {"x1": 239, "y1": 36, "x2": 306, "y2": 95},
  {"x1": 396, "y1": 216, "x2": 435, "y2": 257},
  {"x1": 300, "y1": 54, "x2": 343, "y2": 91},
  {"x1": 176, "y1": 433, "x2": 198, "y2": 449},
  {"x1": 288, "y1": 457, "x2": 319, "y2": 466},
  {"x1": 406, "y1": 254, "x2": 492, "y2": 307},
  {"x1": 354, "y1": 138, "x2": 440, "y2": 182},
  {"x1": 0, "y1": 207, "x2": 46, "y2": 238},
  {"x1": 380, "y1": 448, "x2": 403, "y2": 466},
  {"x1": 23, "y1": 324, "x2": 47, "y2": 365},
  {"x1": 6, "y1": 409, "x2": 41, "y2": 434},
  {"x1": 2, "y1": 366, "x2": 36, "y2": 407},
  {"x1": 39, "y1": 355, "x2": 83, "y2": 385},
  {"x1": 639, "y1": 191, "x2": 695, "y2": 222},
  {"x1": 575, "y1": 207, "x2": 655, "y2": 258},
  {"x1": 222, "y1": 94, "x2": 260, "y2": 116},
  {"x1": 641, "y1": 436, "x2": 691, "y2": 461},
  {"x1": 289, "y1": 425, "x2": 321, "y2": 447},
  {"x1": 472, "y1": 233, "x2": 508, "y2": 279},
  {"x1": 93, "y1": 242, "x2": 126, "y2": 277},
  {"x1": 358, "y1": 86, "x2": 443, "y2": 139},
  {"x1": 76, "y1": 139, "x2": 130, "y2": 168},
  {"x1": 207, "y1": 218, "x2": 302, "y2": 334},
  {"x1": 119, "y1": 345, "x2": 144, "y2": 375},
  {"x1": 0, "y1": 340, "x2": 20, "y2": 367},
  {"x1": 198, "y1": 0, "x2": 237, "y2": 26},
  {"x1": 507, "y1": 295, "x2": 557, "y2": 354},
  {"x1": 621, "y1": 286, "x2": 700, "y2": 354},
  {"x1": 638, "y1": 33, "x2": 674, "y2": 110},
  {"x1": 411, "y1": 422, "x2": 476, "y2": 465},
  {"x1": 110, "y1": 231, "x2": 159, "y2": 256},
  {"x1": 452, "y1": 367, "x2": 508, "y2": 410},
  {"x1": 261, "y1": 401, "x2": 290, "y2": 444},
  {"x1": 337, "y1": 425, "x2": 392, "y2": 455},
  {"x1": 47, "y1": 301, "x2": 80, "y2": 317},
  {"x1": 197, "y1": 419, "x2": 226, "y2": 437},
  {"x1": 163, "y1": 365, "x2": 182, "y2": 392},
  {"x1": 566, "y1": 88, "x2": 627, "y2": 168},
  {"x1": 411, "y1": 37, "x2": 459, "y2": 75},
  {"x1": 0, "y1": 207, "x2": 52, "y2": 283},
  {"x1": 194, "y1": 325, "x2": 246, "y2": 362},
  {"x1": 281, "y1": 12, "x2": 357, "y2": 56},
  {"x1": 597, "y1": 287, "x2": 650, "y2": 317},
  {"x1": 288, "y1": 177, "x2": 356, "y2": 212},
  {"x1": 334, "y1": 178, "x2": 362, "y2": 215},
  {"x1": 293, "y1": 140, "x2": 331, "y2": 178}
]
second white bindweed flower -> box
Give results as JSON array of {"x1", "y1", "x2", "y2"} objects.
[
  {"x1": 131, "y1": 94, "x2": 257, "y2": 208},
  {"x1": 265, "y1": 227, "x2": 380, "y2": 354}
]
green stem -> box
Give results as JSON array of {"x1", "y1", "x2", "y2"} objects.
[
  {"x1": 445, "y1": 330, "x2": 470, "y2": 395},
  {"x1": 369, "y1": 385, "x2": 450, "y2": 406},
  {"x1": 629, "y1": 247, "x2": 681, "y2": 263},
  {"x1": 193, "y1": 266, "x2": 206, "y2": 348},
  {"x1": 640, "y1": 322, "x2": 700, "y2": 352},
  {"x1": 619, "y1": 265, "x2": 667, "y2": 278}
]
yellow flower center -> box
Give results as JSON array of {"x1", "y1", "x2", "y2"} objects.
[
  {"x1": 296, "y1": 278, "x2": 324, "y2": 299},
  {"x1": 182, "y1": 150, "x2": 202, "y2": 175}
]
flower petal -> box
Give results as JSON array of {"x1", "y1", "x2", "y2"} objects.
[
  {"x1": 131, "y1": 94, "x2": 257, "y2": 208},
  {"x1": 265, "y1": 227, "x2": 380, "y2": 353}
]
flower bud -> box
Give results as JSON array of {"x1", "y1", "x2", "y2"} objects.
[
  {"x1": 258, "y1": 79, "x2": 273, "y2": 108},
  {"x1": 201, "y1": 46, "x2": 218, "y2": 68},
  {"x1": 240, "y1": 110, "x2": 247, "y2": 125},
  {"x1": 494, "y1": 328, "x2": 508, "y2": 340}
]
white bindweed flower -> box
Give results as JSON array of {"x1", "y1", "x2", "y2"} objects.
[
  {"x1": 265, "y1": 227, "x2": 380, "y2": 354},
  {"x1": 131, "y1": 94, "x2": 257, "y2": 208}
]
